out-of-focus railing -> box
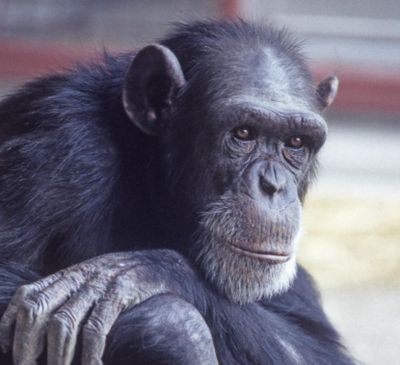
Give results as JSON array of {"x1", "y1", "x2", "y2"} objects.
[
  {"x1": 0, "y1": 0, "x2": 399, "y2": 114},
  {"x1": 1, "y1": 37, "x2": 398, "y2": 113}
]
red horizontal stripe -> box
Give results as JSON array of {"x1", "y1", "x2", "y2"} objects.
[
  {"x1": 0, "y1": 37, "x2": 399, "y2": 112},
  {"x1": 312, "y1": 62, "x2": 400, "y2": 112}
]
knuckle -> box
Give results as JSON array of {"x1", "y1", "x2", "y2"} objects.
[
  {"x1": 14, "y1": 284, "x2": 33, "y2": 299},
  {"x1": 51, "y1": 310, "x2": 76, "y2": 330},
  {"x1": 17, "y1": 302, "x2": 37, "y2": 324},
  {"x1": 19, "y1": 298, "x2": 37, "y2": 315},
  {"x1": 114, "y1": 275, "x2": 131, "y2": 289},
  {"x1": 84, "y1": 316, "x2": 103, "y2": 335},
  {"x1": 13, "y1": 284, "x2": 49, "y2": 316},
  {"x1": 20, "y1": 296, "x2": 46, "y2": 318}
]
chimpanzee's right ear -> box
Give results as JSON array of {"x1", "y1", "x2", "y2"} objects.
[{"x1": 123, "y1": 44, "x2": 186, "y2": 135}]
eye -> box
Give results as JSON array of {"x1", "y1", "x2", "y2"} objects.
[
  {"x1": 233, "y1": 126, "x2": 254, "y2": 141},
  {"x1": 285, "y1": 136, "x2": 304, "y2": 149}
]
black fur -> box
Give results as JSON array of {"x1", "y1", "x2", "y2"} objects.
[{"x1": 0, "y1": 20, "x2": 356, "y2": 364}]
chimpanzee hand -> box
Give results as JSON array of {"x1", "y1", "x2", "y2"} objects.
[{"x1": 0, "y1": 250, "x2": 207, "y2": 365}]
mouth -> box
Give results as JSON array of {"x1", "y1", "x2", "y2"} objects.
[{"x1": 228, "y1": 242, "x2": 291, "y2": 263}]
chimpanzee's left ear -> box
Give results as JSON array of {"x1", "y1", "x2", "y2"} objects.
[
  {"x1": 316, "y1": 76, "x2": 339, "y2": 111},
  {"x1": 123, "y1": 44, "x2": 186, "y2": 135}
]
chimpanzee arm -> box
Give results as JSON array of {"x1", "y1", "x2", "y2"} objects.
[
  {"x1": 105, "y1": 294, "x2": 218, "y2": 365},
  {"x1": 0, "y1": 251, "x2": 218, "y2": 365}
]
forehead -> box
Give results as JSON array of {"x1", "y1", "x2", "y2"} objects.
[{"x1": 190, "y1": 48, "x2": 315, "y2": 117}]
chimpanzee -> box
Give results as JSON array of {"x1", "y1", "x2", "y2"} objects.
[{"x1": 0, "y1": 20, "x2": 356, "y2": 365}]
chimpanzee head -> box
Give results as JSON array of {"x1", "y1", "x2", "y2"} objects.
[{"x1": 123, "y1": 21, "x2": 338, "y2": 304}]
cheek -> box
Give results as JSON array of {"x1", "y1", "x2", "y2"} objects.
[
  {"x1": 237, "y1": 201, "x2": 301, "y2": 245},
  {"x1": 282, "y1": 149, "x2": 309, "y2": 172},
  {"x1": 196, "y1": 193, "x2": 302, "y2": 254},
  {"x1": 213, "y1": 164, "x2": 236, "y2": 196}
]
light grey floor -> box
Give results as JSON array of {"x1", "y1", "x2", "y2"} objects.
[
  {"x1": 324, "y1": 286, "x2": 400, "y2": 365},
  {"x1": 312, "y1": 113, "x2": 400, "y2": 365}
]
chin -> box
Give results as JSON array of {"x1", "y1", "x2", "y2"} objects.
[
  {"x1": 196, "y1": 238, "x2": 298, "y2": 304},
  {"x1": 193, "y1": 196, "x2": 302, "y2": 304}
]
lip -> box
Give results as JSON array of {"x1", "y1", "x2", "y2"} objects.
[{"x1": 228, "y1": 242, "x2": 291, "y2": 263}]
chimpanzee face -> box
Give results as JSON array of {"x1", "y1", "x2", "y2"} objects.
[
  {"x1": 123, "y1": 31, "x2": 337, "y2": 303},
  {"x1": 163, "y1": 75, "x2": 326, "y2": 303}
]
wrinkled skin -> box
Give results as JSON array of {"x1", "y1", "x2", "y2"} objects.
[{"x1": 0, "y1": 251, "x2": 217, "y2": 365}]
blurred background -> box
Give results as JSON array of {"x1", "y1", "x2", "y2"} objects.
[{"x1": 0, "y1": 1, "x2": 399, "y2": 364}]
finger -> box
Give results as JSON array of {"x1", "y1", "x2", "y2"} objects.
[
  {"x1": 47, "y1": 286, "x2": 100, "y2": 365},
  {"x1": 12, "y1": 273, "x2": 84, "y2": 365},
  {"x1": 82, "y1": 298, "x2": 124, "y2": 365},
  {"x1": 0, "y1": 272, "x2": 62, "y2": 353}
]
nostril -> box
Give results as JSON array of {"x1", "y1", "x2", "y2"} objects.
[{"x1": 259, "y1": 175, "x2": 283, "y2": 196}]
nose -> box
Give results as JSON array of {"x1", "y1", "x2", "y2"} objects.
[{"x1": 258, "y1": 164, "x2": 286, "y2": 196}]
